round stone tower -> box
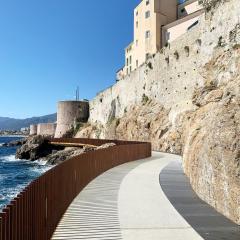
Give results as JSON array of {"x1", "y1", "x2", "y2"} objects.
[
  {"x1": 55, "y1": 100, "x2": 89, "y2": 138},
  {"x1": 29, "y1": 124, "x2": 38, "y2": 135}
]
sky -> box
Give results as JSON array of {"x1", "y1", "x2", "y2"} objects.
[{"x1": 0, "y1": 0, "x2": 140, "y2": 119}]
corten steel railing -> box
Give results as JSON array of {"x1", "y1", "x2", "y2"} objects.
[{"x1": 0, "y1": 138, "x2": 151, "y2": 240}]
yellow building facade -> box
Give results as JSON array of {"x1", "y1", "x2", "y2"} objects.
[{"x1": 117, "y1": 0, "x2": 203, "y2": 81}]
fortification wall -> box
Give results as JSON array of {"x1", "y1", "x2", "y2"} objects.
[
  {"x1": 37, "y1": 123, "x2": 57, "y2": 136},
  {"x1": 89, "y1": 22, "x2": 203, "y2": 125},
  {"x1": 55, "y1": 101, "x2": 89, "y2": 138},
  {"x1": 30, "y1": 124, "x2": 37, "y2": 135}
]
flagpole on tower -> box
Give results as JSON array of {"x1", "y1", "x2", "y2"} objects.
[{"x1": 76, "y1": 86, "x2": 79, "y2": 101}]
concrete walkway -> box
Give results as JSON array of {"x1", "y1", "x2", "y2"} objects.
[{"x1": 52, "y1": 152, "x2": 240, "y2": 240}]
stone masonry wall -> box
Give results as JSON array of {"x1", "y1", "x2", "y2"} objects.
[{"x1": 89, "y1": 25, "x2": 203, "y2": 125}]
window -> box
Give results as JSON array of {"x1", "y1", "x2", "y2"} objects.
[
  {"x1": 181, "y1": 8, "x2": 186, "y2": 13},
  {"x1": 145, "y1": 11, "x2": 150, "y2": 19},
  {"x1": 130, "y1": 66, "x2": 132, "y2": 72},
  {"x1": 136, "y1": 21, "x2": 138, "y2": 28},
  {"x1": 136, "y1": 60, "x2": 139, "y2": 68},
  {"x1": 136, "y1": 40, "x2": 138, "y2": 46},
  {"x1": 145, "y1": 30, "x2": 150, "y2": 39},
  {"x1": 126, "y1": 58, "x2": 129, "y2": 66},
  {"x1": 130, "y1": 56, "x2": 132, "y2": 64},
  {"x1": 136, "y1": 11, "x2": 138, "y2": 16},
  {"x1": 146, "y1": 0, "x2": 150, "y2": 5},
  {"x1": 166, "y1": 32, "x2": 170, "y2": 41}
]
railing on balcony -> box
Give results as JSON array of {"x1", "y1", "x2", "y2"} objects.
[{"x1": 0, "y1": 138, "x2": 151, "y2": 240}]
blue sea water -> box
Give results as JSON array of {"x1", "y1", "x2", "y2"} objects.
[{"x1": 0, "y1": 136, "x2": 52, "y2": 210}]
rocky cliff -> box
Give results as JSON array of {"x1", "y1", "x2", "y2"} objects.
[{"x1": 76, "y1": 0, "x2": 240, "y2": 224}]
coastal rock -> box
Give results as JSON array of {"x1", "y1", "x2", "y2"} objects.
[
  {"x1": 96, "y1": 143, "x2": 116, "y2": 150},
  {"x1": 2, "y1": 138, "x2": 27, "y2": 147},
  {"x1": 16, "y1": 135, "x2": 54, "y2": 161},
  {"x1": 15, "y1": 136, "x2": 117, "y2": 165},
  {"x1": 42, "y1": 147, "x2": 84, "y2": 165},
  {"x1": 43, "y1": 143, "x2": 116, "y2": 165}
]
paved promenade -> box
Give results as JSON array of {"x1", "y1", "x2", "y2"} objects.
[{"x1": 52, "y1": 152, "x2": 240, "y2": 240}]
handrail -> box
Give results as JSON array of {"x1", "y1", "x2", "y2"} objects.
[{"x1": 0, "y1": 138, "x2": 151, "y2": 240}]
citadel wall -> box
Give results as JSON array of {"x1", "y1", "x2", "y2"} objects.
[
  {"x1": 89, "y1": 23, "x2": 202, "y2": 126},
  {"x1": 90, "y1": 0, "x2": 239, "y2": 127},
  {"x1": 37, "y1": 123, "x2": 57, "y2": 136}
]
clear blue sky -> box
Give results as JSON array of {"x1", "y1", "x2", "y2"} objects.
[{"x1": 0, "y1": 0, "x2": 140, "y2": 118}]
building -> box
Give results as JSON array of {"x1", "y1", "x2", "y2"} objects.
[
  {"x1": 116, "y1": 0, "x2": 203, "y2": 81},
  {"x1": 20, "y1": 127, "x2": 30, "y2": 133},
  {"x1": 162, "y1": 0, "x2": 204, "y2": 46}
]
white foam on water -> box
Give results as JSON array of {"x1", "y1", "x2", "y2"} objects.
[
  {"x1": 2, "y1": 154, "x2": 17, "y2": 162},
  {"x1": 32, "y1": 159, "x2": 53, "y2": 174},
  {"x1": 0, "y1": 154, "x2": 30, "y2": 163},
  {"x1": 0, "y1": 153, "x2": 52, "y2": 210},
  {"x1": 5, "y1": 185, "x2": 27, "y2": 199},
  {"x1": 36, "y1": 159, "x2": 48, "y2": 166},
  {"x1": 0, "y1": 143, "x2": 4, "y2": 147},
  {"x1": 31, "y1": 165, "x2": 52, "y2": 175}
]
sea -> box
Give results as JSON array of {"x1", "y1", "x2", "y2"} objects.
[{"x1": 0, "y1": 136, "x2": 52, "y2": 210}]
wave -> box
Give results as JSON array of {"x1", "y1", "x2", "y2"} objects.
[
  {"x1": 0, "y1": 143, "x2": 4, "y2": 147},
  {"x1": 0, "y1": 151, "x2": 52, "y2": 210},
  {"x1": 0, "y1": 184, "x2": 27, "y2": 204},
  {"x1": 0, "y1": 154, "x2": 30, "y2": 163},
  {"x1": 1, "y1": 154, "x2": 52, "y2": 169},
  {"x1": 31, "y1": 159, "x2": 53, "y2": 173},
  {"x1": 31, "y1": 164, "x2": 52, "y2": 175},
  {"x1": 2, "y1": 154, "x2": 17, "y2": 162},
  {"x1": 36, "y1": 159, "x2": 48, "y2": 166}
]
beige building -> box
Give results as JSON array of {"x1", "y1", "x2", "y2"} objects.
[
  {"x1": 116, "y1": 0, "x2": 203, "y2": 81},
  {"x1": 123, "y1": 0, "x2": 177, "y2": 78},
  {"x1": 162, "y1": 0, "x2": 204, "y2": 46}
]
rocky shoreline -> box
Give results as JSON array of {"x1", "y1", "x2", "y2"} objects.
[
  {"x1": 2, "y1": 138, "x2": 27, "y2": 147},
  {"x1": 12, "y1": 136, "x2": 115, "y2": 165}
]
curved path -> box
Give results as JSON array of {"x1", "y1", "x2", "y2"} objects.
[{"x1": 52, "y1": 152, "x2": 240, "y2": 240}]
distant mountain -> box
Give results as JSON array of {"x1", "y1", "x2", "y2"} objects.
[{"x1": 0, "y1": 113, "x2": 57, "y2": 130}]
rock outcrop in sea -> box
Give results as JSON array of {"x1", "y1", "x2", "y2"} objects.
[{"x1": 16, "y1": 135, "x2": 116, "y2": 165}]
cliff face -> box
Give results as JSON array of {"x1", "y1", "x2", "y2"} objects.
[
  {"x1": 184, "y1": 0, "x2": 240, "y2": 224},
  {"x1": 76, "y1": 0, "x2": 240, "y2": 224},
  {"x1": 183, "y1": 78, "x2": 240, "y2": 224}
]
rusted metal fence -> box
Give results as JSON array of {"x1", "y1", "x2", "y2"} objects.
[{"x1": 0, "y1": 138, "x2": 151, "y2": 240}]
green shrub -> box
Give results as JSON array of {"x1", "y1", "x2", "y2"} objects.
[{"x1": 142, "y1": 94, "x2": 149, "y2": 105}]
